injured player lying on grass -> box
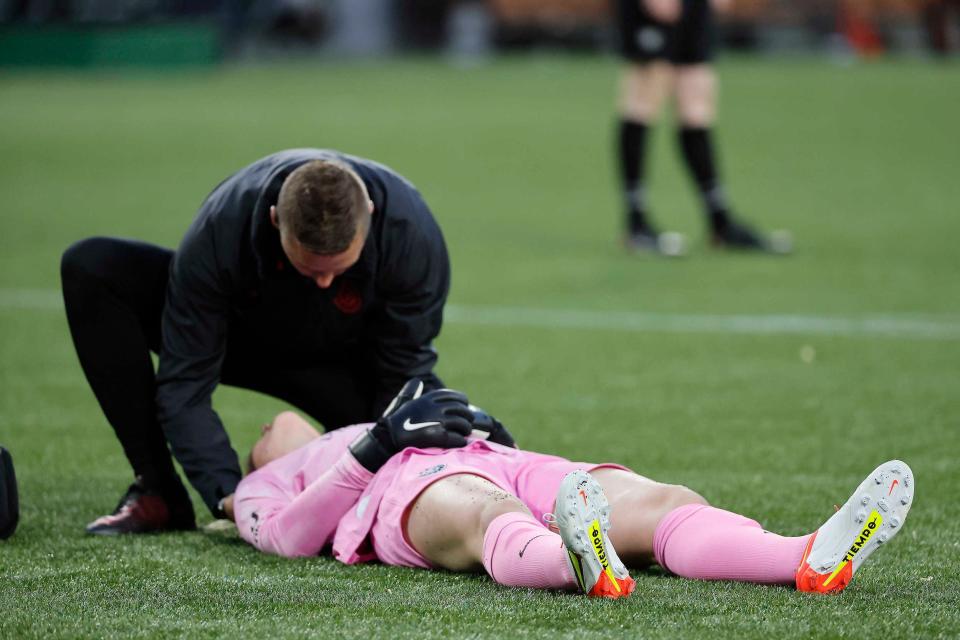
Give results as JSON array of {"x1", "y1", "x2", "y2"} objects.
[{"x1": 227, "y1": 381, "x2": 914, "y2": 598}]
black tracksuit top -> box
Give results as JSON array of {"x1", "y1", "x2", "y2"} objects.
[{"x1": 155, "y1": 149, "x2": 450, "y2": 512}]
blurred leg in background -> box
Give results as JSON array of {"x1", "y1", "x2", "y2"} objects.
[
  {"x1": 618, "y1": 62, "x2": 676, "y2": 250},
  {"x1": 923, "y1": 0, "x2": 960, "y2": 55},
  {"x1": 671, "y1": 0, "x2": 790, "y2": 253},
  {"x1": 615, "y1": 0, "x2": 687, "y2": 256}
]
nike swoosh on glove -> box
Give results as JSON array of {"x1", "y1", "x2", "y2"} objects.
[{"x1": 349, "y1": 382, "x2": 474, "y2": 472}]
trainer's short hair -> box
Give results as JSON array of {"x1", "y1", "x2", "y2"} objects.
[{"x1": 276, "y1": 159, "x2": 369, "y2": 255}]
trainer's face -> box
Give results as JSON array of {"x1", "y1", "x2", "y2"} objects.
[{"x1": 271, "y1": 205, "x2": 371, "y2": 289}]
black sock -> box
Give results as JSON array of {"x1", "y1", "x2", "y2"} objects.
[
  {"x1": 618, "y1": 119, "x2": 652, "y2": 234},
  {"x1": 678, "y1": 126, "x2": 730, "y2": 231}
]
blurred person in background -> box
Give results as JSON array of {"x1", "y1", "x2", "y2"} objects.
[
  {"x1": 614, "y1": 0, "x2": 790, "y2": 255},
  {"x1": 835, "y1": 0, "x2": 952, "y2": 58},
  {"x1": 60, "y1": 150, "x2": 452, "y2": 536},
  {"x1": 922, "y1": 0, "x2": 960, "y2": 55}
]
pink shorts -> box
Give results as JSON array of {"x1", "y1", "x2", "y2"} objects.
[{"x1": 368, "y1": 441, "x2": 626, "y2": 569}]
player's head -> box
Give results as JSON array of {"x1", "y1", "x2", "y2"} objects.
[
  {"x1": 248, "y1": 411, "x2": 321, "y2": 473},
  {"x1": 270, "y1": 159, "x2": 374, "y2": 289}
]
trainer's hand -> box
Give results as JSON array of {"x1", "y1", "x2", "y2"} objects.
[
  {"x1": 380, "y1": 378, "x2": 426, "y2": 417},
  {"x1": 468, "y1": 405, "x2": 518, "y2": 448},
  {"x1": 644, "y1": 0, "x2": 681, "y2": 23},
  {"x1": 222, "y1": 494, "x2": 235, "y2": 522},
  {"x1": 350, "y1": 384, "x2": 474, "y2": 472},
  {"x1": 383, "y1": 389, "x2": 473, "y2": 451}
]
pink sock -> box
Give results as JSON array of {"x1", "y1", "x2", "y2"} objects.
[
  {"x1": 482, "y1": 512, "x2": 577, "y2": 590},
  {"x1": 653, "y1": 504, "x2": 811, "y2": 585}
]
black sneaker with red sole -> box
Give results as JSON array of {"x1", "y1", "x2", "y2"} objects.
[{"x1": 86, "y1": 480, "x2": 195, "y2": 535}]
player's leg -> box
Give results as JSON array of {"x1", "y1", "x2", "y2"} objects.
[
  {"x1": 671, "y1": 2, "x2": 790, "y2": 252},
  {"x1": 674, "y1": 67, "x2": 790, "y2": 252},
  {"x1": 61, "y1": 237, "x2": 195, "y2": 534},
  {"x1": 593, "y1": 460, "x2": 914, "y2": 592},
  {"x1": 618, "y1": 62, "x2": 675, "y2": 246},
  {"x1": 669, "y1": 0, "x2": 726, "y2": 235},
  {"x1": 405, "y1": 473, "x2": 584, "y2": 592},
  {"x1": 614, "y1": 0, "x2": 685, "y2": 255},
  {"x1": 673, "y1": 63, "x2": 741, "y2": 242},
  {"x1": 405, "y1": 471, "x2": 631, "y2": 598},
  {"x1": 589, "y1": 467, "x2": 708, "y2": 565},
  {"x1": 594, "y1": 467, "x2": 809, "y2": 585},
  {"x1": 405, "y1": 474, "x2": 532, "y2": 571}
]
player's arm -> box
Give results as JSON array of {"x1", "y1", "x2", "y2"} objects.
[
  {"x1": 369, "y1": 206, "x2": 451, "y2": 415},
  {"x1": 155, "y1": 214, "x2": 241, "y2": 518},
  {"x1": 234, "y1": 452, "x2": 374, "y2": 557}
]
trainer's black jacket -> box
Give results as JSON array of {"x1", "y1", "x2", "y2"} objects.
[{"x1": 155, "y1": 149, "x2": 450, "y2": 512}]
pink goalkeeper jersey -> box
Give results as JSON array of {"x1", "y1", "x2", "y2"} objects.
[
  {"x1": 233, "y1": 423, "x2": 521, "y2": 563},
  {"x1": 233, "y1": 424, "x2": 375, "y2": 559}
]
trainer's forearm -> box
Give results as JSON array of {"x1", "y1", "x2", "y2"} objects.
[{"x1": 157, "y1": 400, "x2": 242, "y2": 515}]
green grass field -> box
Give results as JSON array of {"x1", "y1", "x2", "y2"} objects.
[{"x1": 1, "y1": 55, "x2": 958, "y2": 639}]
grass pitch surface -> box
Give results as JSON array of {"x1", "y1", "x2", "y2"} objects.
[{"x1": 1, "y1": 56, "x2": 958, "y2": 639}]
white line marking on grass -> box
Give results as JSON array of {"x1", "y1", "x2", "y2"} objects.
[
  {"x1": 3, "y1": 288, "x2": 958, "y2": 340},
  {"x1": 444, "y1": 305, "x2": 960, "y2": 341},
  {"x1": 0, "y1": 289, "x2": 63, "y2": 310}
]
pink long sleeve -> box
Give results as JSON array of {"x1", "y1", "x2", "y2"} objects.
[{"x1": 234, "y1": 451, "x2": 374, "y2": 558}]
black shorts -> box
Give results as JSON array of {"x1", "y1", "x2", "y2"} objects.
[{"x1": 615, "y1": 0, "x2": 716, "y2": 65}]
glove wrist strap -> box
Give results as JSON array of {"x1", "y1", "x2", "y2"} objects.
[{"x1": 348, "y1": 425, "x2": 394, "y2": 472}]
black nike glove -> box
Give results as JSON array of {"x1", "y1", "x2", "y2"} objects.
[
  {"x1": 468, "y1": 405, "x2": 517, "y2": 448},
  {"x1": 349, "y1": 384, "x2": 474, "y2": 472},
  {"x1": 380, "y1": 378, "x2": 426, "y2": 417}
]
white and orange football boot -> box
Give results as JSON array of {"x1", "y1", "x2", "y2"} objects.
[
  {"x1": 551, "y1": 470, "x2": 635, "y2": 599},
  {"x1": 796, "y1": 460, "x2": 914, "y2": 594}
]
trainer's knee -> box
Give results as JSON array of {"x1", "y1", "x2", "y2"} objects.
[{"x1": 60, "y1": 236, "x2": 117, "y2": 287}]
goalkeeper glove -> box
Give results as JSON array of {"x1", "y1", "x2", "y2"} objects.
[
  {"x1": 350, "y1": 381, "x2": 474, "y2": 472},
  {"x1": 468, "y1": 405, "x2": 517, "y2": 448}
]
